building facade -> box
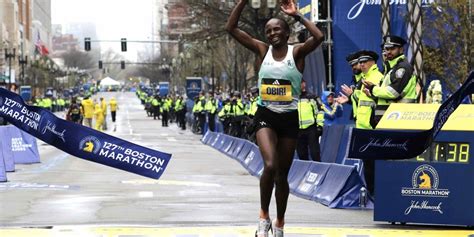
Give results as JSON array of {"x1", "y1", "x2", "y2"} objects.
[{"x1": 0, "y1": 0, "x2": 52, "y2": 88}]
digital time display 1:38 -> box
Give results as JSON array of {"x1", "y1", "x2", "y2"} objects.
[{"x1": 415, "y1": 142, "x2": 470, "y2": 163}]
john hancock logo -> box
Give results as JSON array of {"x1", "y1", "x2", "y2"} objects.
[{"x1": 79, "y1": 136, "x2": 101, "y2": 155}]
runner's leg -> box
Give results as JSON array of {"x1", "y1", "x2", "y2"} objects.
[{"x1": 256, "y1": 127, "x2": 278, "y2": 219}]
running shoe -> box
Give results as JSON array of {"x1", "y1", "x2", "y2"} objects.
[
  {"x1": 272, "y1": 219, "x2": 284, "y2": 237},
  {"x1": 255, "y1": 218, "x2": 272, "y2": 237}
]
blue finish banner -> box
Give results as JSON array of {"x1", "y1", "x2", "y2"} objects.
[
  {"x1": 0, "y1": 88, "x2": 172, "y2": 179},
  {"x1": 348, "y1": 71, "x2": 474, "y2": 160}
]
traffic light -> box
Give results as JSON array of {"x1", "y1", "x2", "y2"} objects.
[
  {"x1": 98, "y1": 60, "x2": 103, "y2": 69},
  {"x1": 120, "y1": 61, "x2": 125, "y2": 69},
  {"x1": 85, "y1": 37, "x2": 91, "y2": 51},
  {"x1": 121, "y1": 38, "x2": 127, "y2": 52}
]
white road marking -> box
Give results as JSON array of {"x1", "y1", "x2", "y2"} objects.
[
  {"x1": 138, "y1": 191, "x2": 154, "y2": 198},
  {"x1": 122, "y1": 179, "x2": 221, "y2": 187},
  {"x1": 167, "y1": 137, "x2": 177, "y2": 142}
]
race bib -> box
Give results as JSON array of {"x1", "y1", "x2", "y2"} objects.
[{"x1": 260, "y1": 78, "x2": 292, "y2": 103}]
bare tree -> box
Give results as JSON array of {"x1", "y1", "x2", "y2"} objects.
[
  {"x1": 423, "y1": 0, "x2": 473, "y2": 93},
  {"x1": 61, "y1": 49, "x2": 95, "y2": 70},
  {"x1": 100, "y1": 48, "x2": 128, "y2": 80}
]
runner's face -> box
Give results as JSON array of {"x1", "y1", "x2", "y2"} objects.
[{"x1": 265, "y1": 19, "x2": 288, "y2": 47}]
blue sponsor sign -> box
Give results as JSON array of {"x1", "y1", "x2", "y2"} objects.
[
  {"x1": 375, "y1": 143, "x2": 474, "y2": 226},
  {"x1": 159, "y1": 82, "x2": 169, "y2": 96},
  {"x1": 186, "y1": 77, "x2": 202, "y2": 99},
  {"x1": 2, "y1": 125, "x2": 40, "y2": 164},
  {"x1": 0, "y1": 88, "x2": 172, "y2": 179}
]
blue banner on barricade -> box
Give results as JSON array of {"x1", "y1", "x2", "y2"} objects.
[
  {"x1": 292, "y1": 161, "x2": 331, "y2": 201},
  {"x1": 223, "y1": 137, "x2": 236, "y2": 156},
  {"x1": 328, "y1": 165, "x2": 373, "y2": 209},
  {"x1": 288, "y1": 160, "x2": 315, "y2": 197},
  {"x1": 215, "y1": 135, "x2": 229, "y2": 151},
  {"x1": 0, "y1": 88, "x2": 172, "y2": 179},
  {"x1": 201, "y1": 131, "x2": 213, "y2": 145},
  {"x1": 348, "y1": 71, "x2": 474, "y2": 160},
  {"x1": 335, "y1": 125, "x2": 353, "y2": 164},
  {"x1": 315, "y1": 164, "x2": 359, "y2": 206},
  {"x1": 320, "y1": 125, "x2": 346, "y2": 163},
  {"x1": 0, "y1": 129, "x2": 15, "y2": 172},
  {"x1": 0, "y1": 155, "x2": 7, "y2": 182},
  {"x1": 220, "y1": 135, "x2": 234, "y2": 153},
  {"x1": 4, "y1": 125, "x2": 40, "y2": 164},
  {"x1": 210, "y1": 133, "x2": 222, "y2": 148},
  {"x1": 230, "y1": 138, "x2": 246, "y2": 158},
  {"x1": 242, "y1": 145, "x2": 263, "y2": 177},
  {"x1": 236, "y1": 142, "x2": 253, "y2": 164}
]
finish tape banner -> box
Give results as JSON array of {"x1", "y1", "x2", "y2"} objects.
[
  {"x1": 348, "y1": 71, "x2": 474, "y2": 160},
  {"x1": 0, "y1": 89, "x2": 172, "y2": 179}
]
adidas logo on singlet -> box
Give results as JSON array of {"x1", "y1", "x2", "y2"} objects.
[{"x1": 272, "y1": 80, "x2": 280, "y2": 85}]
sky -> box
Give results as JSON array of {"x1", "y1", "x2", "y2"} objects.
[{"x1": 51, "y1": 0, "x2": 154, "y2": 61}]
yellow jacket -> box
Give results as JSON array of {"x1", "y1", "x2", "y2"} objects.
[
  {"x1": 81, "y1": 98, "x2": 95, "y2": 119},
  {"x1": 109, "y1": 98, "x2": 118, "y2": 111}
]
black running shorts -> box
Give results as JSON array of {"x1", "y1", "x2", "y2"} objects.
[{"x1": 254, "y1": 106, "x2": 299, "y2": 139}]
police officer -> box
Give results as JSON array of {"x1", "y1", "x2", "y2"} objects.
[
  {"x1": 175, "y1": 96, "x2": 186, "y2": 130},
  {"x1": 339, "y1": 52, "x2": 363, "y2": 121},
  {"x1": 355, "y1": 50, "x2": 383, "y2": 129},
  {"x1": 151, "y1": 95, "x2": 160, "y2": 120},
  {"x1": 205, "y1": 92, "x2": 218, "y2": 132},
  {"x1": 218, "y1": 98, "x2": 234, "y2": 134},
  {"x1": 363, "y1": 35, "x2": 418, "y2": 124},
  {"x1": 296, "y1": 80, "x2": 322, "y2": 161},
  {"x1": 161, "y1": 97, "x2": 170, "y2": 127},
  {"x1": 231, "y1": 92, "x2": 245, "y2": 137},
  {"x1": 247, "y1": 87, "x2": 259, "y2": 118}
]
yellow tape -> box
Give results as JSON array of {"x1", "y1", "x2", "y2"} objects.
[{"x1": 2, "y1": 226, "x2": 474, "y2": 237}]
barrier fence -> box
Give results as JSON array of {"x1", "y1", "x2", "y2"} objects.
[{"x1": 202, "y1": 127, "x2": 374, "y2": 209}]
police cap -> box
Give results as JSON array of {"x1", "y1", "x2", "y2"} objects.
[
  {"x1": 357, "y1": 50, "x2": 379, "y2": 63},
  {"x1": 382, "y1": 35, "x2": 407, "y2": 49},
  {"x1": 346, "y1": 52, "x2": 360, "y2": 66}
]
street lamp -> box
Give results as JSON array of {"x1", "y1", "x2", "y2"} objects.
[
  {"x1": 18, "y1": 55, "x2": 28, "y2": 85},
  {"x1": 4, "y1": 48, "x2": 16, "y2": 90}
]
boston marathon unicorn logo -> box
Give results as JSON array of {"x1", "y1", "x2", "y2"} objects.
[
  {"x1": 412, "y1": 164, "x2": 439, "y2": 190},
  {"x1": 83, "y1": 141, "x2": 94, "y2": 153},
  {"x1": 79, "y1": 136, "x2": 101, "y2": 155}
]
